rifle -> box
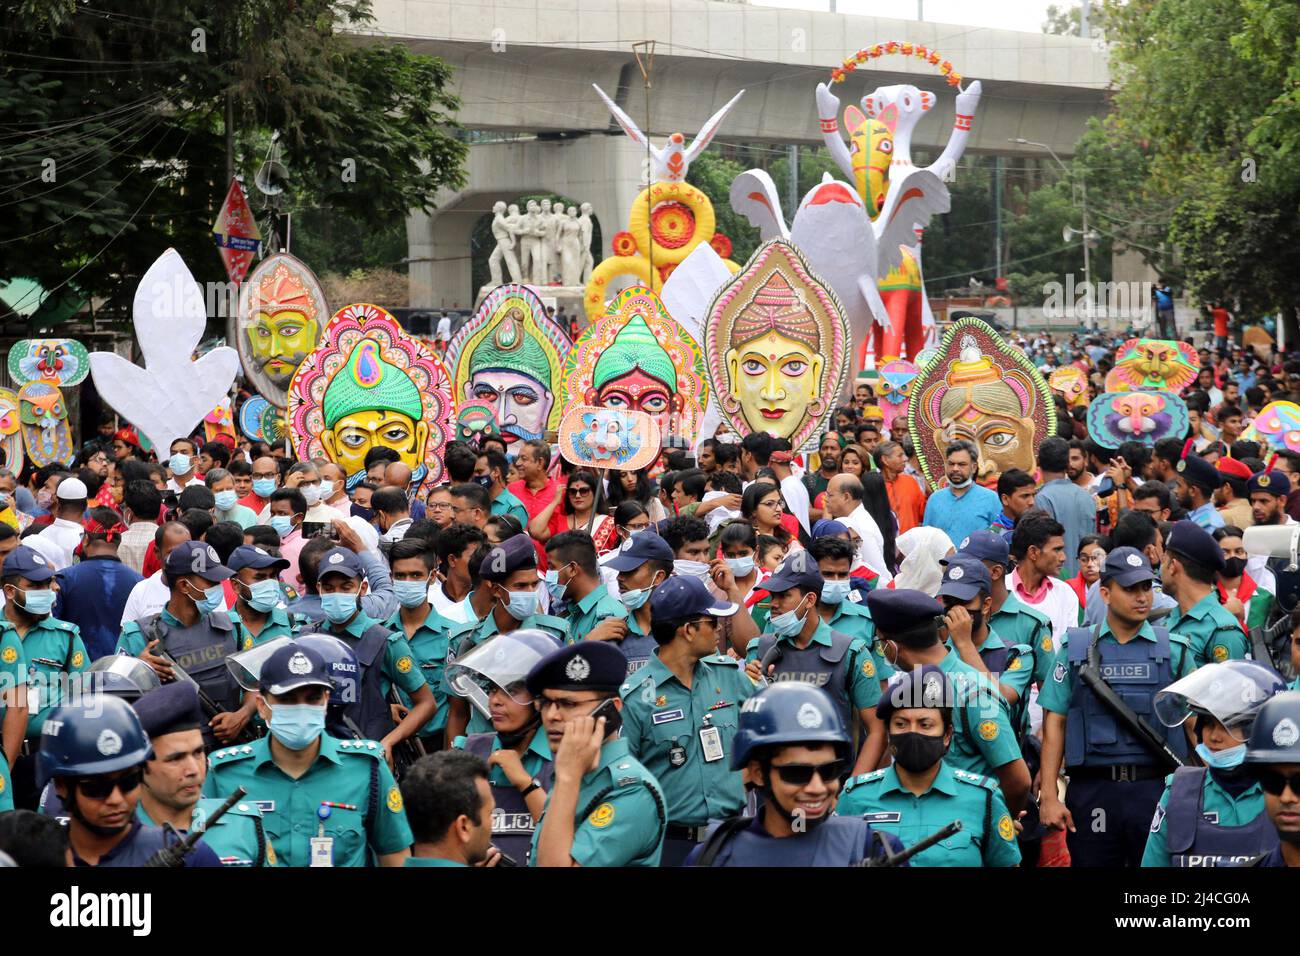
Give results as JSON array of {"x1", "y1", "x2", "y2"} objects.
[
  {"x1": 858, "y1": 820, "x2": 963, "y2": 867},
  {"x1": 1249, "y1": 615, "x2": 1294, "y2": 679},
  {"x1": 144, "y1": 787, "x2": 247, "y2": 867},
  {"x1": 156, "y1": 647, "x2": 260, "y2": 745},
  {"x1": 387, "y1": 686, "x2": 428, "y2": 776},
  {"x1": 1078, "y1": 632, "x2": 1184, "y2": 771}
]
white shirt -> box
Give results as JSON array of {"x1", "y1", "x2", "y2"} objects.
[
  {"x1": 427, "y1": 580, "x2": 472, "y2": 624},
  {"x1": 166, "y1": 474, "x2": 204, "y2": 495},
  {"x1": 27, "y1": 518, "x2": 84, "y2": 571},
  {"x1": 121, "y1": 571, "x2": 171, "y2": 625},
  {"x1": 436, "y1": 316, "x2": 452, "y2": 339},
  {"x1": 842, "y1": 504, "x2": 893, "y2": 585}
]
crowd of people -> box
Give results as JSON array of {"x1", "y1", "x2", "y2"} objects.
[{"x1": 0, "y1": 328, "x2": 1297, "y2": 870}]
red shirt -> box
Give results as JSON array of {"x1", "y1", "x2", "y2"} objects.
[
  {"x1": 237, "y1": 493, "x2": 267, "y2": 513},
  {"x1": 508, "y1": 478, "x2": 559, "y2": 522},
  {"x1": 1212, "y1": 308, "x2": 1230, "y2": 337}
]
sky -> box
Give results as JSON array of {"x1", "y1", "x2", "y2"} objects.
[{"x1": 749, "y1": 0, "x2": 1067, "y2": 35}]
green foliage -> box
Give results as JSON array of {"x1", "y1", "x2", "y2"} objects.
[{"x1": 687, "y1": 151, "x2": 759, "y2": 264}]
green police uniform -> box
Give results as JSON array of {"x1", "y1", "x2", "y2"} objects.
[
  {"x1": 528, "y1": 737, "x2": 666, "y2": 867},
  {"x1": 1167, "y1": 592, "x2": 1250, "y2": 668},
  {"x1": 324, "y1": 610, "x2": 428, "y2": 702},
  {"x1": 453, "y1": 613, "x2": 569, "y2": 737},
  {"x1": 384, "y1": 605, "x2": 453, "y2": 737},
  {"x1": 404, "y1": 856, "x2": 466, "y2": 866},
  {"x1": 231, "y1": 606, "x2": 300, "y2": 650},
  {"x1": 452, "y1": 729, "x2": 553, "y2": 786},
  {"x1": 937, "y1": 650, "x2": 1023, "y2": 777},
  {"x1": 990, "y1": 593, "x2": 1055, "y2": 690},
  {"x1": 0, "y1": 628, "x2": 25, "y2": 811},
  {"x1": 565, "y1": 587, "x2": 630, "y2": 643},
  {"x1": 838, "y1": 762, "x2": 1021, "y2": 867},
  {"x1": 1037, "y1": 620, "x2": 1195, "y2": 717},
  {"x1": 14, "y1": 616, "x2": 88, "y2": 736},
  {"x1": 618, "y1": 652, "x2": 754, "y2": 826},
  {"x1": 822, "y1": 598, "x2": 894, "y2": 681},
  {"x1": 138, "y1": 797, "x2": 279, "y2": 867},
  {"x1": 490, "y1": 489, "x2": 530, "y2": 529},
  {"x1": 1141, "y1": 771, "x2": 1268, "y2": 867},
  {"x1": 203, "y1": 734, "x2": 413, "y2": 867},
  {"x1": 946, "y1": 629, "x2": 1036, "y2": 731},
  {"x1": 742, "y1": 619, "x2": 882, "y2": 714}
]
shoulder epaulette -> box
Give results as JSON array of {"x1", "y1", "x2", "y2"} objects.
[
  {"x1": 210, "y1": 745, "x2": 257, "y2": 766},
  {"x1": 952, "y1": 769, "x2": 998, "y2": 790},
  {"x1": 337, "y1": 738, "x2": 385, "y2": 758}
]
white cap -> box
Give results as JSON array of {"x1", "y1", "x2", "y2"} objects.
[{"x1": 57, "y1": 477, "x2": 88, "y2": 500}]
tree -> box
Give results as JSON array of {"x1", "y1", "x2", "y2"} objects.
[
  {"x1": 0, "y1": 0, "x2": 466, "y2": 324},
  {"x1": 687, "y1": 150, "x2": 759, "y2": 265}
]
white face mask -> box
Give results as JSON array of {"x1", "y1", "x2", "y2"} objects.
[
  {"x1": 301, "y1": 484, "x2": 322, "y2": 506},
  {"x1": 673, "y1": 559, "x2": 712, "y2": 583}
]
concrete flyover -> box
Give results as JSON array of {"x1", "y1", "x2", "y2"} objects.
[{"x1": 352, "y1": 0, "x2": 1113, "y2": 309}]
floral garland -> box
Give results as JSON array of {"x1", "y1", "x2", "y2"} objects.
[{"x1": 830, "y1": 40, "x2": 963, "y2": 88}]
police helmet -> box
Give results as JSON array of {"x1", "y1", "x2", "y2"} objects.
[
  {"x1": 36, "y1": 696, "x2": 153, "y2": 790},
  {"x1": 1244, "y1": 690, "x2": 1300, "y2": 765},
  {"x1": 1154, "y1": 660, "x2": 1288, "y2": 741},
  {"x1": 224, "y1": 635, "x2": 295, "y2": 692},
  {"x1": 446, "y1": 630, "x2": 563, "y2": 719},
  {"x1": 85, "y1": 654, "x2": 163, "y2": 702},
  {"x1": 293, "y1": 634, "x2": 360, "y2": 712},
  {"x1": 731, "y1": 683, "x2": 850, "y2": 770}
]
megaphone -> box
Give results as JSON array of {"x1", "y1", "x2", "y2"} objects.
[
  {"x1": 254, "y1": 131, "x2": 289, "y2": 196},
  {"x1": 1243, "y1": 524, "x2": 1300, "y2": 570}
]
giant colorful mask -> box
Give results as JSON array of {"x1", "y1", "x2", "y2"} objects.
[
  {"x1": 1243, "y1": 401, "x2": 1300, "y2": 454},
  {"x1": 876, "y1": 359, "x2": 919, "y2": 434},
  {"x1": 909, "y1": 317, "x2": 1055, "y2": 488},
  {"x1": 7, "y1": 338, "x2": 90, "y2": 468},
  {"x1": 704, "y1": 239, "x2": 849, "y2": 450},
  {"x1": 1049, "y1": 366, "x2": 1091, "y2": 409},
  {"x1": 558, "y1": 405, "x2": 661, "y2": 472},
  {"x1": 563, "y1": 286, "x2": 708, "y2": 443},
  {"x1": 288, "y1": 303, "x2": 452, "y2": 495},
  {"x1": 0, "y1": 389, "x2": 20, "y2": 472},
  {"x1": 237, "y1": 253, "x2": 329, "y2": 407},
  {"x1": 446, "y1": 285, "x2": 569, "y2": 448},
  {"x1": 237, "y1": 395, "x2": 284, "y2": 444},
  {"x1": 1106, "y1": 338, "x2": 1199, "y2": 393},
  {"x1": 1086, "y1": 391, "x2": 1189, "y2": 449}
]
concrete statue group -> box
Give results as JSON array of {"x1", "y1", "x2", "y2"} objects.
[{"x1": 488, "y1": 198, "x2": 594, "y2": 288}]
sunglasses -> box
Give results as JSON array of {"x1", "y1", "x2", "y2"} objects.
[
  {"x1": 770, "y1": 759, "x2": 844, "y2": 786},
  {"x1": 76, "y1": 767, "x2": 144, "y2": 799},
  {"x1": 1256, "y1": 769, "x2": 1300, "y2": 797},
  {"x1": 570, "y1": 487, "x2": 593, "y2": 497}
]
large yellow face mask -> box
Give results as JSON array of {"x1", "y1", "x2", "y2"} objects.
[
  {"x1": 726, "y1": 330, "x2": 824, "y2": 442},
  {"x1": 321, "y1": 409, "x2": 429, "y2": 478},
  {"x1": 248, "y1": 309, "x2": 320, "y2": 387}
]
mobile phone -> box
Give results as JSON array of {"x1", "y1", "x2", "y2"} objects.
[{"x1": 588, "y1": 696, "x2": 623, "y2": 734}]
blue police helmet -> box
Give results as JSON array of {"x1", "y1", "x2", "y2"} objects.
[
  {"x1": 36, "y1": 695, "x2": 153, "y2": 790},
  {"x1": 1244, "y1": 690, "x2": 1300, "y2": 765},
  {"x1": 294, "y1": 633, "x2": 360, "y2": 712},
  {"x1": 730, "y1": 683, "x2": 850, "y2": 770}
]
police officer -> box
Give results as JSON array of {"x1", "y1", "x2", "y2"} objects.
[
  {"x1": 400, "y1": 750, "x2": 497, "y2": 866},
  {"x1": 1175, "y1": 454, "x2": 1226, "y2": 531},
  {"x1": 37, "y1": 695, "x2": 220, "y2": 866},
  {"x1": 838, "y1": 666, "x2": 1021, "y2": 867},
  {"x1": 619, "y1": 577, "x2": 754, "y2": 865},
  {"x1": 809, "y1": 535, "x2": 893, "y2": 693},
  {"x1": 1162, "y1": 520, "x2": 1249, "y2": 666},
  {"x1": 687, "y1": 682, "x2": 907, "y2": 866},
  {"x1": 227, "y1": 545, "x2": 298, "y2": 650},
  {"x1": 1143, "y1": 660, "x2": 1287, "y2": 866},
  {"x1": 1039, "y1": 547, "x2": 1195, "y2": 866},
  {"x1": 744, "y1": 552, "x2": 883, "y2": 775},
  {"x1": 447, "y1": 629, "x2": 562, "y2": 864},
  {"x1": 867, "y1": 588, "x2": 1030, "y2": 813},
  {"x1": 527, "y1": 641, "x2": 666, "y2": 867},
  {"x1": 311, "y1": 546, "x2": 436, "y2": 765},
  {"x1": 1241, "y1": 690, "x2": 1300, "y2": 865},
  {"x1": 605, "y1": 530, "x2": 673, "y2": 673},
  {"x1": 0, "y1": 608, "x2": 26, "y2": 812},
  {"x1": 117, "y1": 540, "x2": 252, "y2": 750},
  {"x1": 545, "y1": 530, "x2": 630, "y2": 650},
  {"x1": 386, "y1": 538, "x2": 453, "y2": 752},
  {"x1": 132, "y1": 682, "x2": 277, "y2": 866},
  {"x1": 203, "y1": 641, "x2": 413, "y2": 866},
  {"x1": 4, "y1": 545, "x2": 89, "y2": 809}
]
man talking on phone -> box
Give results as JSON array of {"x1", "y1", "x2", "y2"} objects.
[{"x1": 527, "y1": 642, "x2": 666, "y2": 867}]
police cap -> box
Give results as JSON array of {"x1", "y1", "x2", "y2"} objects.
[
  {"x1": 479, "y1": 533, "x2": 537, "y2": 583},
  {"x1": 164, "y1": 540, "x2": 234, "y2": 583},
  {"x1": 1165, "y1": 519, "x2": 1226, "y2": 573},
  {"x1": 132, "y1": 683, "x2": 204, "y2": 739},
  {"x1": 1176, "y1": 454, "x2": 1219, "y2": 492},
  {"x1": 954, "y1": 530, "x2": 1010, "y2": 567},
  {"x1": 604, "y1": 530, "x2": 675, "y2": 572},
  {"x1": 938, "y1": 555, "x2": 992, "y2": 602},
  {"x1": 649, "y1": 576, "x2": 737, "y2": 622},
  {"x1": 2, "y1": 545, "x2": 54, "y2": 583},
  {"x1": 1248, "y1": 470, "x2": 1291, "y2": 498},
  {"x1": 865, "y1": 588, "x2": 946, "y2": 638},
  {"x1": 260, "y1": 642, "x2": 334, "y2": 696},
  {"x1": 227, "y1": 544, "x2": 291, "y2": 574},
  {"x1": 316, "y1": 547, "x2": 363, "y2": 580},
  {"x1": 876, "y1": 664, "x2": 955, "y2": 722},
  {"x1": 763, "y1": 551, "x2": 824, "y2": 595},
  {"x1": 524, "y1": 641, "x2": 626, "y2": 696},
  {"x1": 1100, "y1": 546, "x2": 1157, "y2": 586}
]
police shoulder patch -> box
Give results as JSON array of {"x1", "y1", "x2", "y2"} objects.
[
  {"x1": 396, "y1": 656, "x2": 413, "y2": 674},
  {"x1": 70, "y1": 651, "x2": 84, "y2": 668},
  {"x1": 242, "y1": 637, "x2": 254, "y2": 651},
  {"x1": 861, "y1": 656, "x2": 876, "y2": 678},
  {"x1": 1040, "y1": 634, "x2": 1054, "y2": 653},
  {"x1": 1, "y1": 646, "x2": 16, "y2": 664},
  {"x1": 1006, "y1": 655, "x2": 1023, "y2": 672},
  {"x1": 1149, "y1": 803, "x2": 1165, "y2": 833},
  {"x1": 588, "y1": 802, "x2": 616, "y2": 828},
  {"x1": 1211, "y1": 644, "x2": 1229, "y2": 663},
  {"x1": 996, "y1": 814, "x2": 1015, "y2": 842},
  {"x1": 386, "y1": 786, "x2": 404, "y2": 813},
  {"x1": 977, "y1": 719, "x2": 999, "y2": 741},
  {"x1": 266, "y1": 841, "x2": 278, "y2": 866}
]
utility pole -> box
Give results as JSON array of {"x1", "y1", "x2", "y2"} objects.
[{"x1": 788, "y1": 145, "x2": 799, "y2": 222}]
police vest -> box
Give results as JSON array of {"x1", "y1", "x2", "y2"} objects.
[
  {"x1": 462, "y1": 733, "x2": 555, "y2": 866},
  {"x1": 1063, "y1": 625, "x2": 1188, "y2": 767},
  {"x1": 1165, "y1": 767, "x2": 1278, "y2": 868},
  {"x1": 754, "y1": 629, "x2": 858, "y2": 728},
  {"x1": 317, "y1": 620, "x2": 394, "y2": 742},
  {"x1": 142, "y1": 612, "x2": 240, "y2": 746},
  {"x1": 615, "y1": 630, "x2": 658, "y2": 675},
  {"x1": 702, "y1": 815, "x2": 885, "y2": 867}
]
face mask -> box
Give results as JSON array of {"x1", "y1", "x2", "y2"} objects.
[
  {"x1": 318, "y1": 481, "x2": 335, "y2": 500},
  {"x1": 214, "y1": 490, "x2": 238, "y2": 512},
  {"x1": 1223, "y1": 557, "x2": 1247, "y2": 578},
  {"x1": 673, "y1": 559, "x2": 711, "y2": 583},
  {"x1": 725, "y1": 556, "x2": 755, "y2": 578},
  {"x1": 13, "y1": 587, "x2": 55, "y2": 617},
  {"x1": 0, "y1": 493, "x2": 10, "y2": 509},
  {"x1": 620, "y1": 587, "x2": 651, "y2": 610},
  {"x1": 301, "y1": 485, "x2": 322, "y2": 506},
  {"x1": 502, "y1": 588, "x2": 538, "y2": 621},
  {"x1": 1195, "y1": 742, "x2": 1247, "y2": 770},
  {"x1": 169, "y1": 453, "x2": 192, "y2": 476},
  {"x1": 394, "y1": 579, "x2": 430, "y2": 609},
  {"x1": 474, "y1": 474, "x2": 493, "y2": 489},
  {"x1": 891, "y1": 731, "x2": 950, "y2": 773},
  {"x1": 544, "y1": 565, "x2": 572, "y2": 604},
  {"x1": 185, "y1": 581, "x2": 224, "y2": 615},
  {"x1": 241, "y1": 579, "x2": 283, "y2": 613},
  {"x1": 267, "y1": 703, "x2": 326, "y2": 750},
  {"x1": 770, "y1": 598, "x2": 809, "y2": 638},
  {"x1": 948, "y1": 476, "x2": 973, "y2": 489},
  {"x1": 36, "y1": 489, "x2": 53, "y2": 509},
  {"x1": 269, "y1": 515, "x2": 296, "y2": 538},
  {"x1": 821, "y1": 579, "x2": 851, "y2": 605},
  {"x1": 253, "y1": 478, "x2": 277, "y2": 498},
  {"x1": 350, "y1": 504, "x2": 374, "y2": 522},
  {"x1": 320, "y1": 592, "x2": 359, "y2": 623}
]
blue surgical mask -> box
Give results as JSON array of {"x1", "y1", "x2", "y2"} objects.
[
  {"x1": 242, "y1": 579, "x2": 283, "y2": 613},
  {"x1": 214, "y1": 490, "x2": 238, "y2": 512},
  {"x1": 269, "y1": 515, "x2": 296, "y2": 538},
  {"x1": 821, "y1": 580, "x2": 851, "y2": 605},
  {"x1": 169, "y1": 453, "x2": 192, "y2": 476},
  {"x1": 1196, "y1": 742, "x2": 1247, "y2": 770},
  {"x1": 725, "y1": 556, "x2": 755, "y2": 578},
  {"x1": 770, "y1": 599, "x2": 810, "y2": 638},
  {"x1": 14, "y1": 587, "x2": 55, "y2": 617},
  {"x1": 394, "y1": 579, "x2": 430, "y2": 609},
  {"x1": 267, "y1": 703, "x2": 326, "y2": 750},
  {"x1": 544, "y1": 566, "x2": 569, "y2": 603},
  {"x1": 186, "y1": 581, "x2": 224, "y2": 615},
  {"x1": 318, "y1": 481, "x2": 335, "y2": 500},
  {"x1": 620, "y1": 587, "x2": 651, "y2": 610},
  {"x1": 503, "y1": 588, "x2": 537, "y2": 621},
  {"x1": 253, "y1": 478, "x2": 277, "y2": 498},
  {"x1": 320, "y1": 593, "x2": 359, "y2": 624}
]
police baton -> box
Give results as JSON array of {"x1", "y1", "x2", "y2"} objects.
[
  {"x1": 143, "y1": 786, "x2": 247, "y2": 867},
  {"x1": 858, "y1": 820, "x2": 962, "y2": 867}
]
